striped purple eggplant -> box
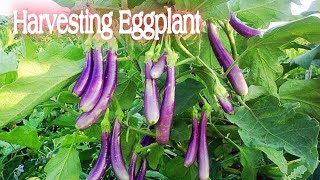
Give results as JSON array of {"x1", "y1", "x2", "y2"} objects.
[
  {"x1": 217, "y1": 95, "x2": 234, "y2": 114},
  {"x1": 136, "y1": 158, "x2": 147, "y2": 180},
  {"x1": 207, "y1": 22, "x2": 248, "y2": 96},
  {"x1": 156, "y1": 66, "x2": 176, "y2": 145},
  {"x1": 150, "y1": 52, "x2": 167, "y2": 79},
  {"x1": 229, "y1": 11, "x2": 262, "y2": 38},
  {"x1": 128, "y1": 153, "x2": 138, "y2": 180},
  {"x1": 73, "y1": 50, "x2": 93, "y2": 97},
  {"x1": 79, "y1": 48, "x2": 104, "y2": 112},
  {"x1": 144, "y1": 60, "x2": 160, "y2": 125},
  {"x1": 86, "y1": 132, "x2": 110, "y2": 180},
  {"x1": 111, "y1": 118, "x2": 129, "y2": 180},
  {"x1": 184, "y1": 118, "x2": 199, "y2": 167},
  {"x1": 76, "y1": 50, "x2": 118, "y2": 130},
  {"x1": 198, "y1": 111, "x2": 209, "y2": 180}
]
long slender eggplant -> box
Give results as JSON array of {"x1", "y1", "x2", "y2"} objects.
[
  {"x1": 198, "y1": 111, "x2": 209, "y2": 180},
  {"x1": 111, "y1": 118, "x2": 129, "y2": 180},
  {"x1": 144, "y1": 60, "x2": 160, "y2": 125},
  {"x1": 128, "y1": 153, "x2": 138, "y2": 180},
  {"x1": 217, "y1": 95, "x2": 234, "y2": 114},
  {"x1": 76, "y1": 50, "x2": 117, "y2": 130},
  {"x1": 86, "y1": 132, "x2": 110, "y2": 180},
  {"x1": 229, "y1": 11, "x2": 262, "y2": 38},
  {"x1": 156, "y1": 66, "x2": 176, "y2": 145},
  {"x1": 207, "y1": 22, "x2": 248, "y2": 96},
  {"x1": 73, "y1": 50, "x2": 93, "y2": 97},
  {"x1": 136, "y1": 158, "x2": 147, "y2": 180},
  {"x1": 79, "y1": 48, "x2": 104, "y2": 112},
  {"x1": 150, "y1": 52, "x2": 167, "y2": 79},
  {"x1": 184, "y1": 118, "x2": 199, "y2": 167}
]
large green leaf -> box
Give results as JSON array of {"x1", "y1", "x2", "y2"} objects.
[
  {"x1": 240, "y1": 47, "x2": 283, "y2": 96},
  {"x1": 291, "y1": 44, "x2": 320, "y2": 69},
  {"x1": 0, "y1": 126, "x2": 41, "y2": 150},
  {"x1": 174, "y1": 78, "x2": 205, "y2": 115},
  {"x1": 232, "y1": 0, "x2": 292, "y2": 28},
  {"x1": 0, "y1": 58, "x2": 82, "y2": 127},
  {"x1": 44, "y1": 147, "x2": 81, "y2": 180},
  {"x1": 227, "y1": 96, "x2": 319, "y2": 173},
  {"x1": 115, "y1": 72, "x2": 137, "y2": 110},
  {"x1": 239, "y1": 146, "x2": 262, "y2": 180},
  {"x1": 238, "y1": 16, "x2": 320, "y2": 95},
  {"x1": 0, "y1": 51, "x2": 17, "y2": 76},
  {"x1": 279, "y1": 80, "x2": 320, "y2": 120}
]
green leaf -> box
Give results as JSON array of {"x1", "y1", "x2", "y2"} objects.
[
  {"x1": 21, "y1": 36, "x2": 37, "y2": 60},
  {"x1": 279, "y1": 80, "x2": 320, "y2": 120},
  {"x1": 232, "y1": 0, "x2": 292, "y2": 28},
  {"x1": 243, "y1": 85, "x2": 268, "y2": 102},
  {"x1": 257, "y1": 147, "x2": 287, "y2": 174},
  {"x1": 239, "y1": 16, "x2": 320, "y2": 95},
  {"x1": 175, "y1": 0, "x2": 229, "y2": 20},
  {"x1": 0, "y1": 50, "x2": 17, "y2": 76},
  {"x1": 239, "y1": 47, "x2": 284, "y2": 96},
  {"x1": 0, "y1": 58, "x2": 82, "y2": 128},
  {"x1": 291, "y1": 44, "x2": 320, "y2": 69},
  {"x1": 147, "y1": 145, "x2": 164, "y2": 169},
  {"x1": 227, "y1": 96, "x2": 319, "y2": 173},
  {"x1": 58, "y1": 91, "x2": 79, "y2": 104},
  {"x1": 44, "y1": 147, "x2": 81, "y2": 180},
  {"x1": 160, "y1": 156, "x2": 197, "y2": 180},
  {"x1": 239, "y1": 146, "x2": 262, "y2": 180},
  {"x1": 50, "y1": 113, "x2": 77, "y2": 127},
  {"x1": 175, "y1": 78, "x2": 205, "y2": 115},
  {"x1": 115, "y1": 72, "x2": 137, "y2": 110},
  {"x1": 0, "y1": 126, "x2": 41, "y2": 150},
  {"x1": 39, "y1": 42, "x2": 84, "y2": 61}
]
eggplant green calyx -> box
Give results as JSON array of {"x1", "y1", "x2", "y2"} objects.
[
  {"x1": 145, "y1": 41, "x2": 157, "y2": 63},
  {"x1": 101, "y1": 109, "x2": 111, "y2": 133},
  {"x1": 192, "y1": 106, "x2": 198, "y2": 120},
  {"x1": 107, "y1": 37, "x2": 118, "y2": 53}
]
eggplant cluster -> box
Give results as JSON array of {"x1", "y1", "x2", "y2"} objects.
[
  {"x1": 183, "y1": 110, "x2": 210, "y2": 180},
  {"x1": 143, "y1": 51, "x2": 177, "y2": 145},
  {"x1": 87, "y1": 118, "x2": 149, "y2": 180},
  {"x1": 73, "y1": 48, "x2": 118, "y2": 130}
]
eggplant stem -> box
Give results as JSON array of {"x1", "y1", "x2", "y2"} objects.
[
  {"x1": 136, "y1": 143, "x2": 158, "y2": 153},
  {"x1": 51, "y1": 99, "x2": 80, "y2": 116},
  {"x1": 224, "y1": 23, "x2": 238, "y2": 60},
  {"x1": 174, "y1": 35, "x2": 224, "y2": 80},
  {"x1": 123, "y1": 123, "x2": 156, "y2": 137},
  {"x1": 209, "y1": 123, "x2": 240, "y2": 150}
]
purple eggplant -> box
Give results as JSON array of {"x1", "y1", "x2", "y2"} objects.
[
  {"x1": 128, "y1": 153, "x2": 138, "y2": 180},
  {"x1": 87, "y1": 132, "x2": 110, "y2": 180},
  {"x1": 79, "y1": 48, "x2": 104, "y2": 112},
  {"x1": 229, "y1": 11, "x2": 262, "y2": 38},
  {"x1": 150, "y1": 52, "x2": 167, "y2": 79},
  {"x1": 73, "y1": 51, "x2": 93, "y2": 97},
  {"x1": 207, "y1": 22, "x2": 248, "y2": 96},
  {"x1": 156, "y1": 66, "x2": 176, "y2": 145},
  {"x1": 198, "y1": 111, "x2": 209, "y2": 180},
  {"x1": 111, "y1": 118, "x2": 129, "y2": 180},
  {"x1": 144, "y1": 60, "x2": 160, "y2": 125},
  {"x1": 184, "y1": 118, "x2": 199, "y2": 167},
  {"x1": 76, "y1": 50, "x2": 118, "y2": 130},
  {"x1": 217, "y1": 95, "x2": 234, "y2": 114},
  {"x1": 136, "y1": 158, "x2": 147, "y2": 180}
]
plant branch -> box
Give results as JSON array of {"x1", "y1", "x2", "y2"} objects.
[{"x1": 210, "y1": 123, "x2": 240, "y2": 150}]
